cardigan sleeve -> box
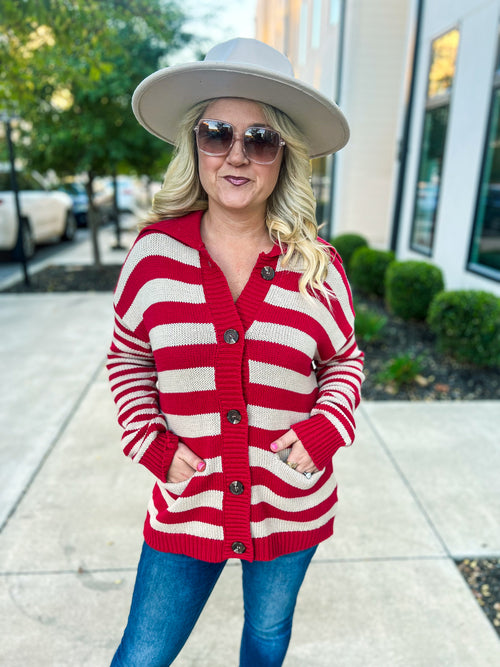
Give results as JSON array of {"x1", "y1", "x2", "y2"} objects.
[
  {"x1": 291, "y1": 335, "x2": 364, "y2": 470},
  {"x1": 291, "y1": 254, "x2": 365, "y2": 470},
  {"x1": 106, "y1": 247, "x2": 179, "y2": 482}
]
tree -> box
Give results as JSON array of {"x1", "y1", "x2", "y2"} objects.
[{"x1": 1, "y1": 0, "x2": 190, "y2": 264}]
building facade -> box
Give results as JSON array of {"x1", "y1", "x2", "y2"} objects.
[{"x1": 256, "y1": 0, "x2": 500, "y2": 295}]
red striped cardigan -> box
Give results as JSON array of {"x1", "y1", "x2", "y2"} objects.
[{"x1": 107, "y1": 211, "x2": 364, "y2": 562}]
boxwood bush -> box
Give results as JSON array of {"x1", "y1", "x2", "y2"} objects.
[
  {"x1": 330, "y1": 233, "x2": 368, "y2": 274},
  {"x1": 427, "y1": 290, "x2": 500, "y2": 368},
  {"x1": 349, "y1": 247, "x2": 395, "y2": 296},
  {"x1": 385, "y1": 260, "x2": 444, "y2": 321}
]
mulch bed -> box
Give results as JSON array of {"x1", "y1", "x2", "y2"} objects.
[{"x1": 2, "y1": 263, "x2": 500, "y2": 636}]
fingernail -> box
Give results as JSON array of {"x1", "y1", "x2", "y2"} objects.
[
  {"x1": 270, "y1": 443, "x2": 278, "y2": 451},
  {"x1": 197, "y1": 462, "x2": 206, "y2": 472}
]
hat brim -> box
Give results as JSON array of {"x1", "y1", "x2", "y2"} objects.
[{"x1": 132, "y1": 62, "x2": 349, "y2": 159}]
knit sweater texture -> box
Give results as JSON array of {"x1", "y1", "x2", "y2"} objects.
[{"x1": 107, "y1": 211, "x2": 364, "y2": 562}]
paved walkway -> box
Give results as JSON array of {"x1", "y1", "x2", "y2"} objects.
[{"x1": 1, "y1": 224, "x2": 499, "y2": 665}]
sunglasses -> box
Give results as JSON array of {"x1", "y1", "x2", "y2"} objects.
[{"x1": 194, "y1": 119, "x2": 285, "y2": 164}]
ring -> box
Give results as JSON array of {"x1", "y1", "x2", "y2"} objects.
[
  {"x1": 287, "y1": 461, "x2": 298, "y2": 470},
  {"x1": 303, "y1": 471, "x2": 312, "y2": 479}
]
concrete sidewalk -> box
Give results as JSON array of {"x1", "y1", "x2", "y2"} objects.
[{"x1": 1, "y1": 227, "x2": 499, "y2": 665}]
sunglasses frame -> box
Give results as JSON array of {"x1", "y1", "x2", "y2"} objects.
[{"x1": 194, "y1": 118, "x2": 286, "y2": 165}]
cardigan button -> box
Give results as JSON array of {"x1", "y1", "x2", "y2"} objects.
[
  {"x1": 229, "y1": 481, "x2": 244, "y2": 495},
  {"x1": 227, "y1": 409, "x2": 242, "y2": 424},
  {"x1": 261, "y1": 266, "x2": 275, "y2": 280},
  {"x1": 232, "y1": 541, "x2": 246, "y2": 554},
  {"x1": 223, "y1": 329, "x2": 239, "y2": 344}
]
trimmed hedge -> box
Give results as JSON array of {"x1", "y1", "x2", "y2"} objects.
[
  {"x1": 330, "y1": 233, "x2": 368, "y2": 274},
  {"x1": 385, "y1": 260, "x2": 444, "y2": 321},
  {"x1": 349, "y1": 247, "x2": 395, "y2": 296},
  {"x1": 427, "y1": 290, "x2": 500, "y2": 368}
]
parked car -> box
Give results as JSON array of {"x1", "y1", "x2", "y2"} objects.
[
  {"x1": 57, "y1": 182, "x2": 89, "y2": 227},
  {"x1": 0, "y1": 166, "x2": 76, "y2": 259},
  {"x1": 93, "y1": 176, "x2": 139, "y2": 219}
]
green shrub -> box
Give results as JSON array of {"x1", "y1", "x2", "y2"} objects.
[
  {"x1": 427, "y1": 290, "x2": 500, "y2": 368},
  {"x1": 376, "y1": 353, "x2": 425, "y2": 388},
  {"x1": 330, "y1": 233, "x2": 368, "y2": 274},
  {"x1": 385, "y1": 260, "x2": 444, "y2": 321},
  {"x1": 349, "y1": 247, "x2": 395, "y2": 297},
  {"x1": 354, "y1": 304, "x2": 387, "y2": 342}
]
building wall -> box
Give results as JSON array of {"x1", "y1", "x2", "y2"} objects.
[
  {"x1": 256, "y1": 0, "x2": 500, "y2": 293},
  {"x1": 257, "y1": 0, "x2": 413, "y2": 247},
  {"x1": 397, "y1": 0, "x2": 500, "y2": 295},
  {"x1": 336, "y1": 0, "x2": 412, "y2": 246}
]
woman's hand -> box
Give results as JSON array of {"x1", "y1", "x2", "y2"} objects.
[
  {"x1": 166, "y1": 441, "x2": 206, "y2": 483},
  {"x1": 270, "y1": 429, "x2": 318, "y2": 475}
]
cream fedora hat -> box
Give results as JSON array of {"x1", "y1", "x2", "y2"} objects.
[{"x1": 132, "y1": 38, "x2": 349, "y2": 159}]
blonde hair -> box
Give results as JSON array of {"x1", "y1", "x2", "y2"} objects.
[{"x1": 141, "y1": 99, "x2": 334, "y2": 298}]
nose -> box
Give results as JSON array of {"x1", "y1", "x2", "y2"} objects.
[{"x1": 226, "y1": 136, "x2": 249, "y2": 165}]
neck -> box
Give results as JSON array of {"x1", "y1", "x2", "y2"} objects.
[{"x1": 201, "y1": 205, "x2": 272, "y2": 250}]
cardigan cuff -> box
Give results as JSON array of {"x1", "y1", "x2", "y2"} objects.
[
  {"x1": 292, "y1": 414, "x2": 347, "y2": 470},
  {"x1": 137, "y1": 431, "x2": 179, "y2": 482}
]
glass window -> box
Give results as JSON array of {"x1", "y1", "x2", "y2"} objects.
[
  {"x1": 410, "y1": 29, "x2": 460, "y2": 254},
  {"x1": 298, "y1": 2, "x2": 309, "y2": 66},
  {"x1": 311, "y1": 156, "x2": 329, "y2": 232},
  {"x1": 312, "y1": 0, "x2": 322, "y2": 50},
  {"x1": 468, "y1": 33, "x2": 500, "y2": 279},
  {"x1": 330, "y1": 0, "x2": 341, "y2": 25}
]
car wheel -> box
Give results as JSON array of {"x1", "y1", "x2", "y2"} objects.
[
  {"x1": 12, "y1": 217, "x2": 35, "y2": 261},
  {"x1": 62, "y1": 211, "x2": 77, "y2": 241}
]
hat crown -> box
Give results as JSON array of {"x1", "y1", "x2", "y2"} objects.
[{"x1": 204, "y1": 38, "x2": 295, "y2": 79}]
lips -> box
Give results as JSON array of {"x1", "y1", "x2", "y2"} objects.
[{"x1": 224, "y1": 176, "x2": 250, "y2": 186}]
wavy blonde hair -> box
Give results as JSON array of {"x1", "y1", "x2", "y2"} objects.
[{"x1": 141, "y1": 99, "x2": 334, "y2": 298}]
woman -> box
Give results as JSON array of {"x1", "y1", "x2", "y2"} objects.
[{"x1": 107, "y1": 38, "x2": 364, "y2": 666}]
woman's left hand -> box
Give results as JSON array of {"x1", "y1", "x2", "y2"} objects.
[{"x1": 270, "y1": 429, "x2": 318, "y2": 474}]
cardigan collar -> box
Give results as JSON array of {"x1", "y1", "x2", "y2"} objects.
[{"x1": 148, "y1": 210, "x2": 283, "y2": 258}]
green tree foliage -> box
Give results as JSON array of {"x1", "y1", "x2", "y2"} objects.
[
  {"x1": 2, "y1": 1, "x2": 188, "y2": 177},
  {"x1": 1, "y1": 1, "x2": 191, "y2": 262}
]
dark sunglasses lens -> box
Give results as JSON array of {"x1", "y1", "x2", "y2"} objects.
[
  {"x1": 244, "y1": 127, "x2": 281, "y2": 163},
  {"x1": 197, "y1": 120, "x2": 233, "y2": 155}
]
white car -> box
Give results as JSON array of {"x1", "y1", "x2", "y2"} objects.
[{"x1": 0, "y1": 168, "x2": 76, "y2": 259}]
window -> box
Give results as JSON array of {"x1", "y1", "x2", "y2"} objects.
[
  {"x1": 468, "y1": 29, "x2": 500, "y2": 280},
  {"x1": 298, "y1": 2, "x2": 309, "y2": 66},
  {"x1": 330, "y1": 0, "x2": 341, "y2": 25},
  {"x1": 312, "y1": 0, "x2": 322, "y2": 49},
  {"x1": 410, "y1": 29, "x2": 460, "y2": 254}
]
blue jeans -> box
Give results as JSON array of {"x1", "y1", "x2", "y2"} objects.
[{"x1": 111, "y1": 542, "x2": 317, "y2": 667}]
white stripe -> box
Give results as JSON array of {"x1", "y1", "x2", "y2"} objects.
[
  {"x1": 150, "y1": 322, "x2": 217, "y2": 349},
  {"x1": 249, "y1": 446, "x2": 326, "y2": 490},
  {"x1": 251, "y1": 477, "x2": 336, "y2": 512},
  {"x1": 312, "y1": 406, "x2": 352, "y2": 445},
  {"x1": 114, "y1": 234, "x2": 201, "y2": 303},
  {"x1": 245, "y1": 321, "x2": 317, "y2": 358},
  {"x1": 112, "y1": 321, "x2": 151, "y2": 350},
  {"x1": 248, "y1": 405, "x2": 309, "y2": 431},
  {"x1": 158, "y1": 367, "x2": 216, "y2": 394},
  {"x1": 325, "y1": 262, "x2": 353, "y2": 316},
  {"x1": 248, "y1": 360, "x2": 317, "y2": 394},
  {"x1": 123, "y1": 279, "x2": 206, "y2": 331},
  {"x1": 116, "y1": 391, "x2": 156, "y2": 411},
  {"x1": 110, "y1": 335, "x2": 151, "y2": 356},
  {"x1": 159, "y1": 489, "x2": 224, "y2": 512},
  {"x1": 166, "y1": 412, "x2": 221, "y2": 438},
  {"x1": 148, "y1": 498, "x2": 224, "y2": 539},
  {"x1": 157, "y1": 456, "x2": 223, "y2": 507},
  {"x1": 251, "y1": 503, "x2": 337, "y2": 538},
  {"x1": 265, "y1": 285, "x2": 347, "y2": 351}
]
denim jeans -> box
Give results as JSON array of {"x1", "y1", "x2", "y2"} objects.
[{"x1": 111, "y1": 542, "x2": 317, "y2": 667}]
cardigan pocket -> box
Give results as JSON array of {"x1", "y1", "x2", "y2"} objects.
[
  {"x1": 275, "y1": 447, "x2": 325, "y2": 490},
  {"x1": 248, "y1": 445, "x2": 325, "y2": 491}
]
